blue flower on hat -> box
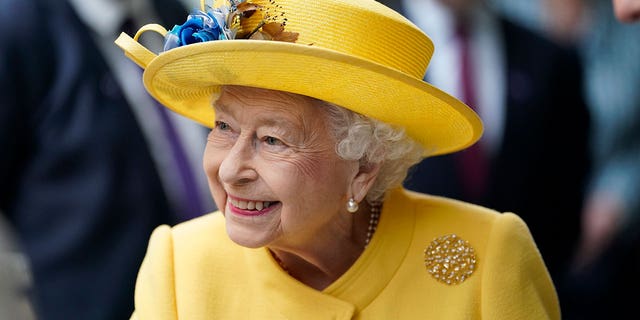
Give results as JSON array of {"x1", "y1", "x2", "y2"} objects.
[{"x1": 164, "y1": 10, "x2": 226, "y2": 51}]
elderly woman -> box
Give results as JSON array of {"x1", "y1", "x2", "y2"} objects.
[{"x1": 116, "y1": 0, "x2": 560, "y2": 318}]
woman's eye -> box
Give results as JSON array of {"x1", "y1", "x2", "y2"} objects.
[
  {"x1": 215, "y1": 121, "x2": 230, "y2": 131},
  {"x1": 264, "y1": 136, "x2": 283, "y2": 146}
]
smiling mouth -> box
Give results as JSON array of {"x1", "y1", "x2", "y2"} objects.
[{"x1": 227, "y1": 197, "x2": 277, "y2": 211}]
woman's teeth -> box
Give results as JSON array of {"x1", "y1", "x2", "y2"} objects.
[{"x1": 229, "y1": 198, "x2": 273, "y2": 210}]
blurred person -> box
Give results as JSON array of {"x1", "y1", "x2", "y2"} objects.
[
  {"x1": 544, "y1": 1, "x2": 640, "y2": 318},
  {"x1": 493, "y1": 0, "x2": 640, "y2": 318},
  {"x1": 114, "y1": 0, "x2": 560, "y2": 318},
  {"x1": 0, "y1": 0, "x2": 214, "y2": 319},
  {"x1": 380, "y1": 0, "x2": 591, "y2": 312}
]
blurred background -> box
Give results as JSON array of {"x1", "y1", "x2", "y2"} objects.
[{"x1": 1, "y1": 0, "x2": 639, "y2": 319}]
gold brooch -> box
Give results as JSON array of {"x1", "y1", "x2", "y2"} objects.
[{"x1": 424, "y1": 234, "x2": 477, "y2": 285}]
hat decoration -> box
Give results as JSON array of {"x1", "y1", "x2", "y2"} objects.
[{"x1": 163, "y1": 0, "x2": 299, "y2": 51}]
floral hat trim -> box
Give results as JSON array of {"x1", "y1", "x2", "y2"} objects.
[{"x1": 164, "y1": 0, "x2": 299, "y2": 51}]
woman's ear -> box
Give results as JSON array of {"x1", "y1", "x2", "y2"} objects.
[{"x1": 351, "y1": 162, "x2": 382, "y2": 203}]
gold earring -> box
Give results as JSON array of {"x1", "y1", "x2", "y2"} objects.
[{"x1": 347, "y1": 197, "x2": 359, "y2": 213}]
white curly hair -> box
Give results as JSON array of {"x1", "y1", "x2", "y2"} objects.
[{"x1": 318, "y1": 100, "x2": 425, "y2": 203}]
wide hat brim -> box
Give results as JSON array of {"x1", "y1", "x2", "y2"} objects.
[{"x1": 143, "y1": 39, "x2": 482, "y2": 157}]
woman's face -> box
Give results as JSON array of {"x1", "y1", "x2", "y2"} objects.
[{"x1": 203, "y1": 86, "x2": 359, "y2": 248}]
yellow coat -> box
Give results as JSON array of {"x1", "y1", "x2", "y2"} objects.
[{"x1": 131, "y1": 188, "x2": 560, "y2": 319}]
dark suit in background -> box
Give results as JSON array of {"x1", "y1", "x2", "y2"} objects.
[
  {"x1": 379, "y1": 0, "x2": 591, "y2": 310},
  {"x1": 0, "y1": 0, "x2": 192, "y2": 319}
]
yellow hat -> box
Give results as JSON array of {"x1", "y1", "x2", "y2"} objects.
[{"x1": 115, "y1": 0, "x2": 482, "y2": 157}]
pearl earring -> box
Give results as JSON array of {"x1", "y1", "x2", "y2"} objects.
[{"x1": 347, "y1": 197, "x2": 359, "y2": 213}]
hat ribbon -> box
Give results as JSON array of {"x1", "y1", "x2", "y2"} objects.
[{"x1": 115, "y1": 24, "x2": 168, "y2": 69}]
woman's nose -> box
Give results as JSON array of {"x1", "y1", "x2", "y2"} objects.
[{"x1": 218, "y1": 135, "x2": 258, "y2": 185}]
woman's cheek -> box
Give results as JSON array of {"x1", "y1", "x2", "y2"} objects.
[
  {"x1": 203, "y1": 142, "x2": 227, "y2": 187},
  {"x1": 203, "y1": 143, "x2": 228, "y2": 212},
  {"x1": 202, "y1": 142, "x2": 217, "y2": 176}
]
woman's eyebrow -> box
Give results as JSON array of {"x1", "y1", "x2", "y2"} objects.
[
  {"x1": 260, "y1": 117, "x2": 299, "y2": 131},
  {"x1": 212, "y1": 101, "x2": 230, "y2": 113}
]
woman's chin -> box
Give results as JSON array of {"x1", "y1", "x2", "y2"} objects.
[{"x1": 225, "y1": 223, "x2": 272, "y2": 248}]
